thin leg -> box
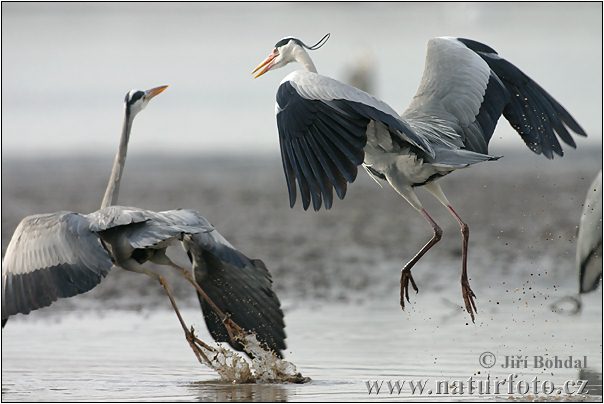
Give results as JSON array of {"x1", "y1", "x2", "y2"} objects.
[
  {"x1": 385, "y1": 181, "x2": 443, "y2": 311},
  {"x1": 166, "y1": 263, "x2": 247, "y2": 345},
  {"x1": 400, "y1": 208, "x2": 442, "y2": 310},
  {"x1": 136, "y1": 266, "x2": 215, "y2": 366},
  {"x1": 446, "y1": 205, "x2": 477, "y2": 322},
  {"x1": 424, "y1": 182, "x2": 477, "y2": 322}
]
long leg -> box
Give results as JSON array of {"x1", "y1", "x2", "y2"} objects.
[
  {"x1": 447, "y1": 204, "x2": 477, "y2": 321},
  {"x1": 386, "y1": 180, "x2": 443, "y2": 310},
  {"x1": 400, "y1": 208, "x2": 442, "y2": 309},
  {"x1": 125, "y1": 264, "x2": 215, "y2": 366},
  {"x1": 171, "y1": 263, "x2": 247, "y2": 343},
  {"x1": 425, "y1": 182, "x2": 477, "y2": 322},
  {"x1": 150, "y1": 252, "x2": 248, "y2": 345}
]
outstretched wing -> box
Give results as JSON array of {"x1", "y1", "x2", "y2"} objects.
[
  {"x1": 184, "y1": 231, "x2": 286, "y2": 358},
  {"x1": 403, "y1": 37, "x2": 587, "y2": 159},
  {"x1": 2, "y1": 212, "x2": 113, "y2": 322},
  {"x1": 276, "y1": 71, "x2": 433, "y2": 211}
]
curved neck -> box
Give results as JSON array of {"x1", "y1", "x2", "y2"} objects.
[
  {"x1": 101, "y1": 110, "x2": 133, "y2": 209},
  {"x1": 294, "y1": 47, "x2": 317, "y2": 73}
]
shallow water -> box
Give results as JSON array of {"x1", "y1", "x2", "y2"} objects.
[
  {"x1": 2, "y1": 154, "x2": 603, "y2": 401},
  {"x1": 2, "y1": 284, "x2": 602, "y2": 402}
]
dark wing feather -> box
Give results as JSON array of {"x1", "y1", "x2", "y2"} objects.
[
  {"x1": 403, "y1": 37, "x2": 586, "y2": 159},
  {"x1": 277, "y1": 81, "x2": 373, "y2": 211},
  {"x1": 275, "y1": 73, "x2": 435, "y2": 211},
  {"x1": 2, "y1": 212, "x2": 113, "y2": 322},
  {"x1": 457, "y1": 37, "x2": 587, "y2": 159},
  {"x1": 184, "y1": 231, "x2": 286, "y2": 358}
]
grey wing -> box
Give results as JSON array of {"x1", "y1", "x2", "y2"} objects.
[
  {"x1": 2, "y1": 212, "x2": 113, "y2": 321},
  {"x1": 577, "y1": 171, "x2": 603, "y2": 293},
  {"x1": 403, "y1": 37, "x2": 587, "y2": 159},
  {"x1": 122, "y1": 209, "x2": 214, "y2": 250},
  {"x1": 90, "y1": 206, "x2": 214, "y2": 250},
  {"x1": 276, "y1": 71, "x2": 433, "y2": 211},
  {"x1": 183, "y1": 231, "x2": 286, "y2": 358},
  {"x1": 87, "y1": 205, "x2": 151, "y2": 232}
]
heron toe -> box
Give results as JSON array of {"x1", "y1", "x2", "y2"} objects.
[
  {"x1": 400, "y1": 268, "x2": 419, "y2": 310},
  {"x1": 461, "y1": 280, "x2": 477, "y2": 322}
]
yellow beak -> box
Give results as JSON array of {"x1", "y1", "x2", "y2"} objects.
[
  {"x1": 252, "y1": 51, "x2": 278, "y2": 79},
  {"x1": 145, "y1": 85, "x2": 169, "y2": 100}
]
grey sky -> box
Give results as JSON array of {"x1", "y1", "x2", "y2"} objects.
[{"x1": 2, "y1": 2, "x2": 602, "y2": 157}]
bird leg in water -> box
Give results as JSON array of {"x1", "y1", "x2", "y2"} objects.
[
  {"x1": 155, "y1": 275, "x2": 216, "y2": 365},
  {"x1": 167, "y1": 264, "x2": 248, "y2": 345},
  {"x1": 135, "y1": 267, "x2": 215, "y2": 366},
  {"x1": 400, "y1": 208, "x2": 442, "y2": 310},
  {"x1": 445, "y1": 205, "x2": 477, "y2": 322}
]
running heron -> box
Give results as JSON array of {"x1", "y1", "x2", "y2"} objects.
[{"x1": 2, "y1": 86, "x2": 286, "y2": 362}]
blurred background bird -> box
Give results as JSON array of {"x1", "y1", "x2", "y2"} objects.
[{"x1": 577, "y1": 170, "x2": 603, "y2": 295}]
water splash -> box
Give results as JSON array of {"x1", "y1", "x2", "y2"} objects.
[
  {"x1": 196, "y1": 335, "x2": 309, "y2": 384},
  {"x1": 202, "y1": 345, "x2": 255, "y2": 383},
  {"x1": 243, "y1": 335, "x2": 309, "y2": 384}
]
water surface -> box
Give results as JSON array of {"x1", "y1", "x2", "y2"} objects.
[{"x1": 2, "y1": 286, "x2": 602, "y2": 401}]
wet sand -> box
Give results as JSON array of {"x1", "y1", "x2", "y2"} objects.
[{"x1": 1, "y1": 150, "x2": 602, "y2": 401}]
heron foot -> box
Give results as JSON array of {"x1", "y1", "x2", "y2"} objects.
[
  {"x1": 186, "y1": 325, "x2": 215, "y2": 351},
  {"x1": 461, "y1": 279, "x2": 477, "y2": 323},
  {"x1": 222, "y1": 314, "x2": 248, "y2": 345},
  {"x1": 400, "y1": 268, "x2": 419, "y2": 310},
  {"x1": 183, "y1": 325, "x2": 216, "y2": 366}
]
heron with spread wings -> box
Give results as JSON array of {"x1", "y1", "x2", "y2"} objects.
[
  {"x1": 2, "y1": 86, "x2": 286, "y2": 363},
  {"x1": 253, "y1": 34, "x2": 587, "y2": 321}
]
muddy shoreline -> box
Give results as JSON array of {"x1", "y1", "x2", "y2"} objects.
[{"x1": 2, "y1": 149, "x2": 601, "y2": 310}]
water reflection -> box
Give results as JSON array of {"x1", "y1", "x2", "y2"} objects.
[{"x1": 187, "y1": 380, "x2": 290, "y2": 402}]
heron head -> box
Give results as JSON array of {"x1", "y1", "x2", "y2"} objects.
[
  {"x1": 252, "y1": 34, "x2": 330, "y2": 78},
  {"x1": 124, "y1": 85, "x2": 168, "y2": 117}
]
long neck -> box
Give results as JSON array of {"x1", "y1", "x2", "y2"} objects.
[
  {"x1": 294, "y1": 47, "x2": 317, "y2": 73},
  {"x1": 101, "y1": 110, "x2": 133, "y2": 209}
]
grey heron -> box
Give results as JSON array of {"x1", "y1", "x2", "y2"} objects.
[
  {"x1": 577, "y1": 170, "x2": 602, "y2": 295},
  {"x1": 551, "y1": 170, "x2": 602, "y2": 314},
  {"x1": 253, "y1": 34, "x2": 588, "y2": 321},
  {"x1": 2, "y1": 86, "x2": 286, "y2": 362}
]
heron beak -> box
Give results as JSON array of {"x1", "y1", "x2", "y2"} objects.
[
  {"x1": 252, "y1": 51, "x2": 278, "y2": 79},
  {"x1": 145, "y1": 85, "x2": 169, "y2": 100}
]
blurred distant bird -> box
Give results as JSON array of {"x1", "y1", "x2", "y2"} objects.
[
  {"x1": 577, "y1": 170, "x2": 602, "y2": 294},
  {"x1": 2, "y1": 86, "x2": 286, "y2": 361},
  {"x1": 551, "y1": 170, "x2": 602, "y2": 314},
  {"x1": 253, "y1": 34, "x2": 587, "y2": 321},
  {"x1": 343, "y1": 50, "x2": 376, "y2": 94}
]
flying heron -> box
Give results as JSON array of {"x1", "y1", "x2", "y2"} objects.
[
  {"x1": 253, "y1": 34, "x2": 588, "y2": 321},
  {"x1": 2, "y1": 86, "x2": 286, "y2": 363}
]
